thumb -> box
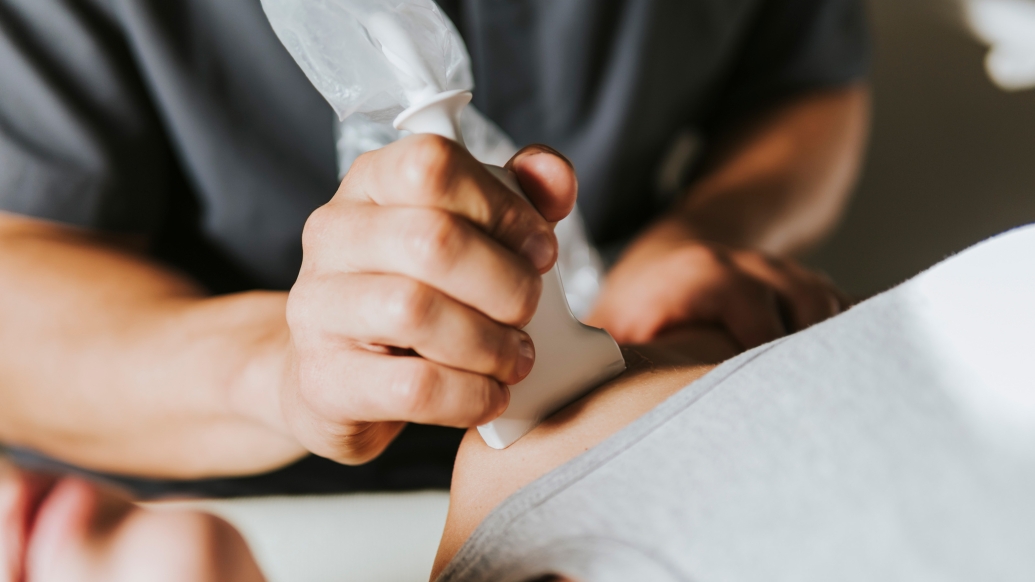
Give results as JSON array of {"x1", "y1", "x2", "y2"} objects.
[{"x1": 506, "y1": 145, "x2": 578, "y2": 223}]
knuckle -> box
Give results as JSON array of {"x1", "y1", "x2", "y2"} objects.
[
  {"x1": 405, "y1": 210, "x2": 465, "y2": 273},
  {"x1": 285, "y1": 286, "x2": 309, "y2": 331},
  {"x1": 384, "y1": 279, "x2": 436, "y2": 336},
  {"x1": 285, "y1": 279, "x2": 327, "y2": 338},
  {"x1": 349, "y1": 149, "x2": 376, "y2": 177},
  {"x1": 403, "y1": 134, "x2": 460, "y2": 197},
  {"x1": 673, "y1": 244, "x2": 723, "y2": 271},
  {"x1": 301, "y1": 205, "x2": 333, "y2": 253},
  {"x1": 290, "y1": 353, "x2": 342, "y2": 419},
  {"x1": 393, "y1": 361, "x2": 439, "y2": 417}
]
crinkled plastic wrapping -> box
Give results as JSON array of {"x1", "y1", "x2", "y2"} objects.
[
  {"x1": 262, "y1": 0, "x2": 606, "y2": 317},
  {"x1": 334, "y1": 109, "x2": 606, "y2": 319},
  {"x1": 260, "y1": 0, "x2": 472, "y2": 123},
  {"x1": 335, "y1": 105, "x2": 517, "y2": 176}
]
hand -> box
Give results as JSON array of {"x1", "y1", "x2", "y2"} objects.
[
  {"x1": 586, "y1": 221, "x2": 850, "y2": 348},
  {"x1": 283, "y1": 136, "x2": 578, "y2": 464}
]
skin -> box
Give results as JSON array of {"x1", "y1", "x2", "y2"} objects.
[
  {"x1": 0, "y1": 86, "x2": 865, "y2": 478},
  {"x1": 430, "y1": 328, "x2": 739, "y2": 580},
  {"x1": 0, "y1": 140, "x2": 575, "y2": 477},
  {"x1": 0, "y1": 327, "x2": 736, "y2": 582},
  {"x1": 0, "y1": 460, "x2": 265, "y2": 582},
  {"x1": 588, "y1": 85, "x2": 870, "y2": 346}
]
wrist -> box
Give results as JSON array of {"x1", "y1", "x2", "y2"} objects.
[{"x1": 218, "y1": 291, "x2": 299, "y2": 441}]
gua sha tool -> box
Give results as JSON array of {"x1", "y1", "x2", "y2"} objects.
[
  {"x1": 369, "y1": 15, "x2": 625, "y2": 448},
  {"x1": 400, "y1": 108, "x2": 626, "y2": 447},
  {"x1": 265, "y1": 2, "x2": 625, "y2": 449}
]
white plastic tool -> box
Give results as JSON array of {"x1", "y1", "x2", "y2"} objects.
[
  {"x1": 263, "y1": 0, "x2": 626, "y2": 449},
  {"x1": 399, "y1": 101, "x2": 627, "y2": 448}
]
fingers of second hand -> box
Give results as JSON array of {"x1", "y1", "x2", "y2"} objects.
[
  {"x1": 731, "y1": 253, "x2": 831, "y2": 332},
  {"x1": 793, "y1": 264, "x2": 850, "y2": 316},
  {"x1": 715, "y1": 274, "x2": 787, "y2": 349},
  {"x1": 777, "y1": 260, "x2": 845, "y2": 324},
  {"x1": 372, "y1": 135, "x2": 558, "y2": 273},
  {"x1": 306, "y1": 273, "x2": 536, "y2": 384},
  {"x1": 661, "y1": 249, "x2": 781, "y2": 350}
]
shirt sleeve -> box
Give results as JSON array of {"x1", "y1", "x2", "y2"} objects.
[
  {"x1": 705, "y1": 0, "x2": 871, "y2": 132},
  {"x1": 0, "y1": 0, "x2": 173, "y2": 233}
]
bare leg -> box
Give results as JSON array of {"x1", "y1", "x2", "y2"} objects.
[
  {"x1": 0, "y1": 461, "x2": 265, "y2": 582},
  {"x1": 431, "y1": 327, "x2": 739, "y2": 579}
]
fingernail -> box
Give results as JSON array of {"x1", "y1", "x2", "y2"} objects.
[
  {"x1": 514, "y1": 337, "x2": 535, "y2": 380},
  {"x1": 520, "y1": 231, "x2": 554, "y2": 272},
  {"x1": 531, "y1": 144, "x2": 574, "y2": 169}
]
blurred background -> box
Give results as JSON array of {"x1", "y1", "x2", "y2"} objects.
[{"x1": 808, "y1": 0, "x2": 1035, "y2": 296}]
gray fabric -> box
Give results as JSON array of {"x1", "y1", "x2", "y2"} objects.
[
  {"x1": 438, "y1": 224, "x2": 1035, "y2": 582},
  {"x1": 0, "y1": 0, "x2": 338, "y2": 289},
  {"x1": 0, "y1": 0, "x2": 869, "y2": 289}
]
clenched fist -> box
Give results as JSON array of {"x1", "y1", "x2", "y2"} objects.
[{"x1": 283, "y1": 135, "x2": 578, "y2": 464}]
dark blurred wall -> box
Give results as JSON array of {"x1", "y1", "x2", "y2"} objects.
[{"x1": 808, "y1": 0, "x2": 1035, "y2": 296}]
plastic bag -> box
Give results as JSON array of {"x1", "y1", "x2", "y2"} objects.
[
  {"x1": 261, "y1": 0, "x2": 605, "y2": 317},
  {"x1": 334, "y1": 103, "x2": 518, "y2": 176},
  {"x1": 261, "y1": 0, "x2": 471, "y2": 123}
]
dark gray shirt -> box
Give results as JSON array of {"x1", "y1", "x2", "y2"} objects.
[
  {"x1": 0, "y1": 0, "x2": 868, "y2": 496},
  {"x1": 0, "y1": 0, "x2": 868, "y2": 292}
]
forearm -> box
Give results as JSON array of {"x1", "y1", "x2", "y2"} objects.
[
  {"x1": 0, "y1": 213, "x2": 304, "y2": 479},
  {"x1": 588, "y1": 87, "x2": 865, "y2": 345},
  {"x1": 660, "y1": 84, "x2": 870, "y2": 256}
]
